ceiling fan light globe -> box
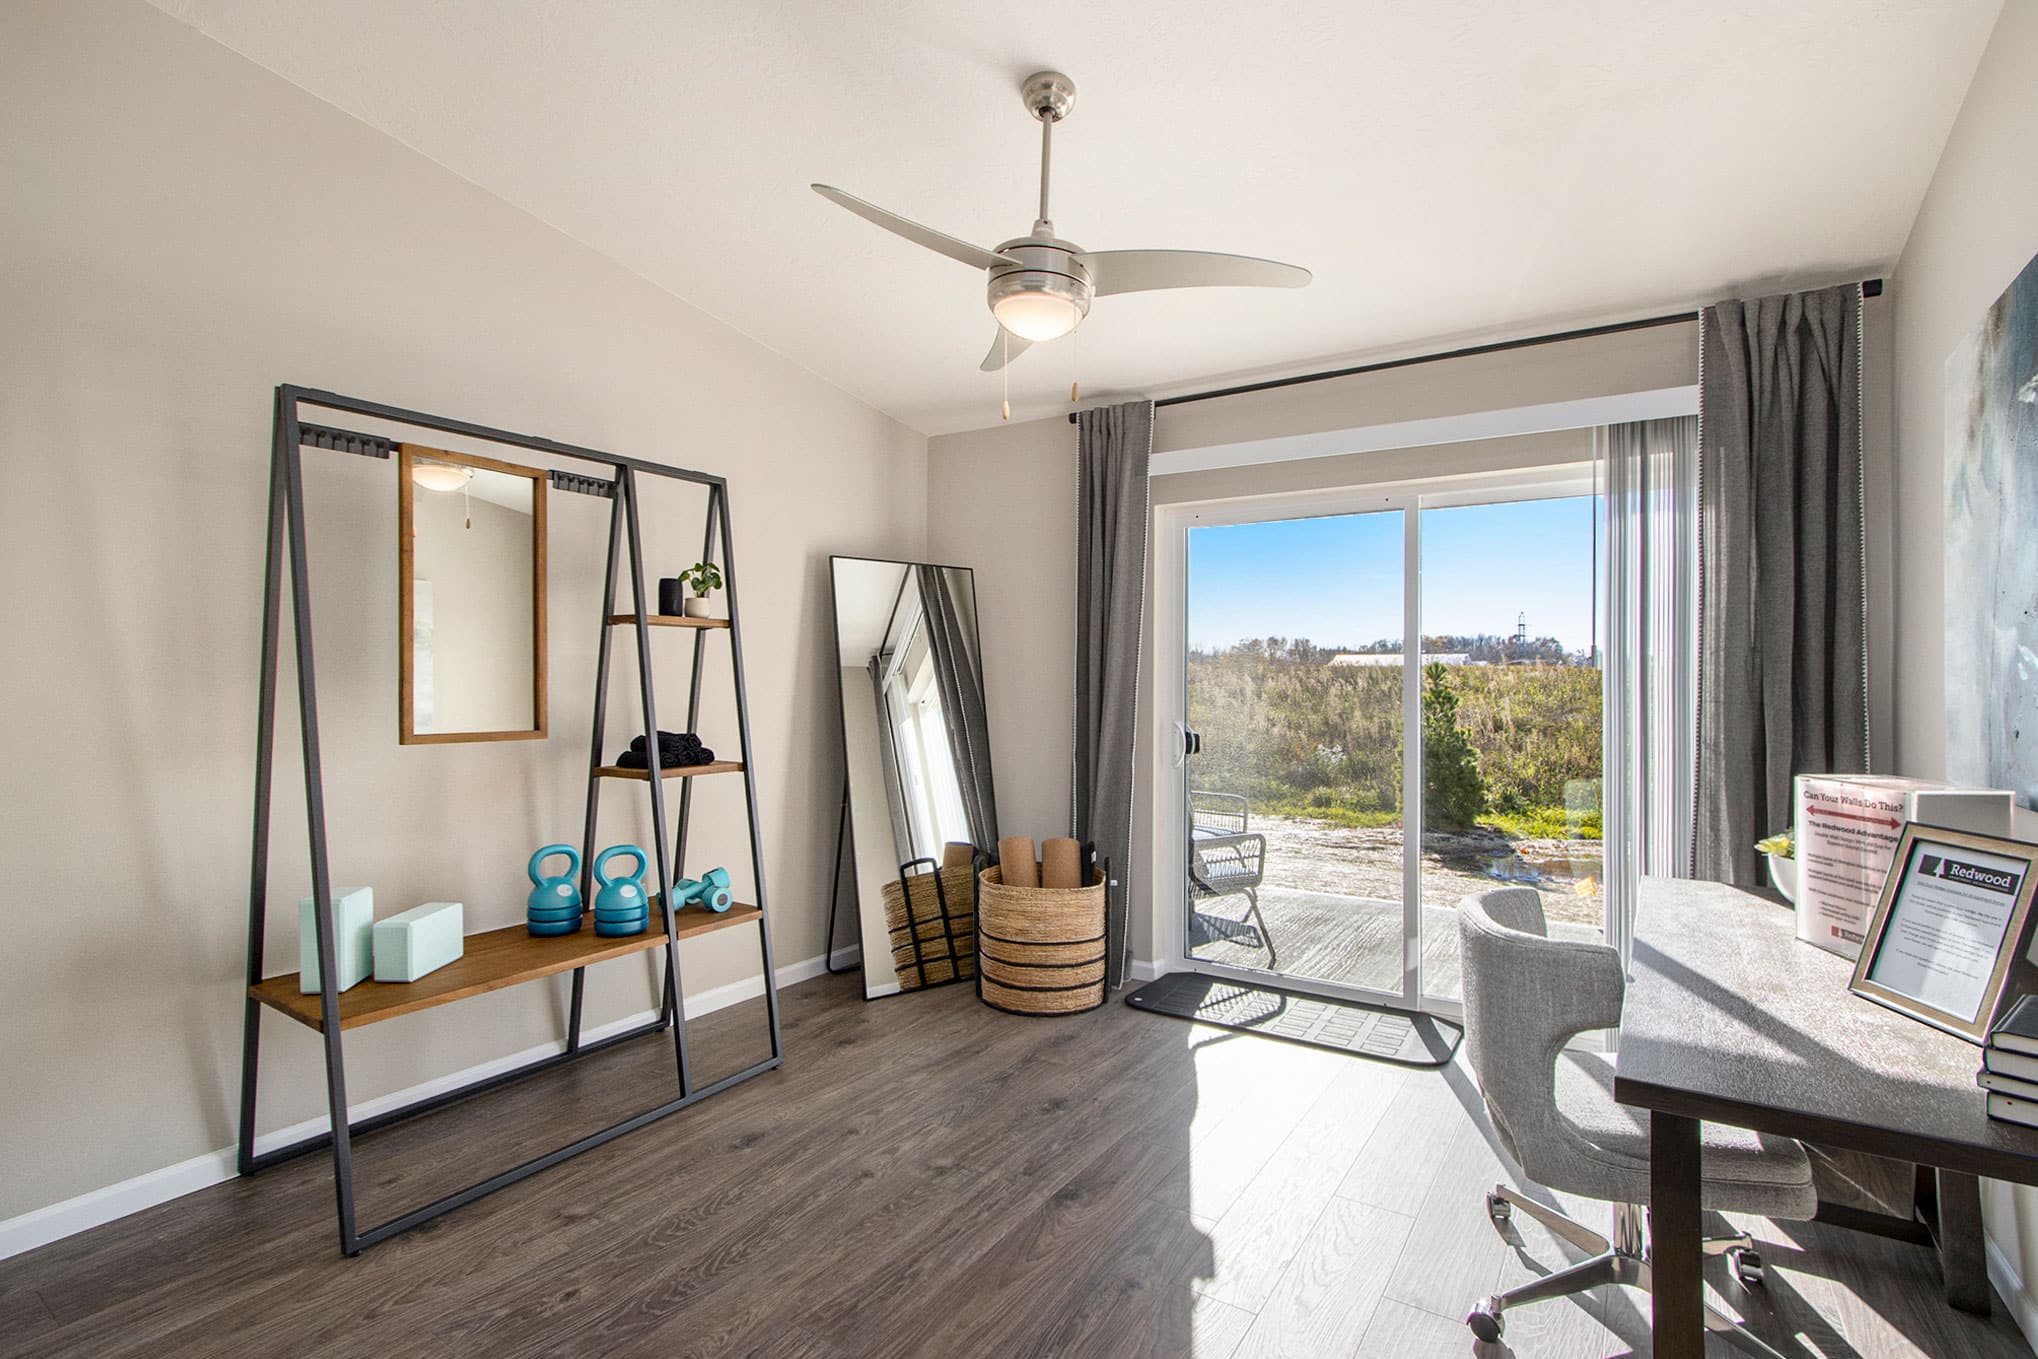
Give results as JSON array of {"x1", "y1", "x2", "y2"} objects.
[
  {"x1": 411, "y1": 463, "x2": 473, "y2": 494},
  {"x1": 992, "y1": 292, "x2": 1083, "y2": 342}
]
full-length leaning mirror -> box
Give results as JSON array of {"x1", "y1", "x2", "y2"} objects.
[
  {"x1": 398, "y1": 443, "x2": 548, "y2": 744},
  {"x1": 830, "y1": 556, "x2": 999, "y2": 999}
]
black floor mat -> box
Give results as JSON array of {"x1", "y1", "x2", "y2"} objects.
[{"x1": 1124, "y1": 972, "x2": 1464, "y2": 1068}]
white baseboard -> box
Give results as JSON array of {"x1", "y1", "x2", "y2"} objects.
[
  {"x1": 0, "y1": 946, "x2": 855, "y2": 1262},
  {"x1": 1127, "y1": 958, "x2": 1164, "y2": 983},
  {"x1": 0, "y1": 1145, "x2": 245, "y2": 1267},
  {"x1": 1986, "y1": 1230, "x2": 2038, "y2": 1347}
]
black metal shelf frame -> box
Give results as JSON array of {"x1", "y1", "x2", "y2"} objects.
[{"x1": 239, "y1": 385, "x2": 782, "y2": 1255}]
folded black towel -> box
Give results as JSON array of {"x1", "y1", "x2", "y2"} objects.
[
  {"x1": 616, "y1": 731, "x2": 715, "y2": 768},
  {"x1": 626, "y1": 731, "x2": 701, "y2": 755}
]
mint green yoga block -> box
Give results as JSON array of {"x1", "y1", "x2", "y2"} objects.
[
  {"x1": 299, "y1": 886, "x2": 374, "y2": 993},
  {"x1": 373, "y1": 901, "x2": 464, "y2": 983}
]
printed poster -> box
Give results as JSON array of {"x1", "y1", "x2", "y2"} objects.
[{"x1": 1794, "y1": 775, "x2": 1909, "y2": 959}]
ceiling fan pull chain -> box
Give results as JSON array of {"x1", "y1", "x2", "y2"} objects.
[
  {"x1": 1001, "y1": 328, "x2": 1011, "y2": 421},
  {"x1": 1070, "y1": 322, "x2": 1079, "y2": 403}
]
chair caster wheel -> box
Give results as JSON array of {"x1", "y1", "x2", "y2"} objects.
[
  {"x1": 1466, "y1": 1299, "x2": 1505, "y2": 1342},
  {"x1": 1729, "y1": 1246, "x2": 1765, "y2": 1288},
  {"x1": 1485, "y1": 1191, "x2": 1512, "y2": 1225}
]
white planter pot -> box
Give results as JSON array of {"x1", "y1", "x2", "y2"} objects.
[
  {"x1": 1765, "y1": 854, "x2": 1798, "y2": 904},
  {"x1": 683, "y1": 596, "x2": 718, "y2": 619}
]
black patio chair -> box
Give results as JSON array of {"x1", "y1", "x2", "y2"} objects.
[{"x1": 1188, "y1": 790, "x2": 1276, "y2": 967}]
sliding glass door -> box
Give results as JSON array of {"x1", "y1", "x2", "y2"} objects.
[
  {"x1": 1181, "y1": 508, "x2": 1416, "y2": 1000},
  {"x1": 1415, "y1": 493, "x2": 1604, "y2": 1004},
  {"x1": 1168, "y1": 475, "x2": 1606, "y2": 1014}
]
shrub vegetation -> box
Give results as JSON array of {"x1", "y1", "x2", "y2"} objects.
[{"x1": 1185, "y1": 639, "x2": 1603, "y2": 838}]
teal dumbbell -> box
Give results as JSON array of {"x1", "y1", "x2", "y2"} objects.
[
  {"x1": 592, "y1": 845, "x2": 650, "y2": 937},
  {"x1": 526, "y1": 844, "x2": 582, "y2": 937},
  {"x1": 671, "y1": 867, "x2": 734, "y2": 913}
]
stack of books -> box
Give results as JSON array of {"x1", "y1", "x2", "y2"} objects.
[{"x1": 1982, "y1": 995, "x2": 2038, "y2": 1128}]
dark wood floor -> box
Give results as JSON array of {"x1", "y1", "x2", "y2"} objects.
[{"x1": 4, "y1": 972, "x2": 2030, "y2": 1357}]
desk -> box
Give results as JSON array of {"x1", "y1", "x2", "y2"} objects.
[{"x1": 1614, "y1": 878, "x2": 2038, "y2": 1359}]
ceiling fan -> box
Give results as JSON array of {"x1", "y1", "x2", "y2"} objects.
[{"x1": 812, "y1": 71, "x2": 1311, "y2": 373}]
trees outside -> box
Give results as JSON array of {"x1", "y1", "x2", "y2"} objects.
[{"x1": 1417, "y1": 662, "x2": 1486, "y2": 828}]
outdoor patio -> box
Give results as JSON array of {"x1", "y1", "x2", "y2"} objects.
[
  {"x1": 1188, "y1": 813, "x2": 1605, "y2": 999},
  {"x1": 1188, "y1": 885, "x2": 1604, "y2": 998}
]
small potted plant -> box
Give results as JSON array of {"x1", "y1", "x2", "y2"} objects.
[
  {"x1": 1755, "y1": 828, "x2": 1796, "y2": 903},
  {"x1": 680, "y1": 560, "x2": 724, "y2": 619}
]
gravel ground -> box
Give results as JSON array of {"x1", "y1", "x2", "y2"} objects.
[{"x1": 1250, "y1": 814, "x2": 1605, "y2": 926}]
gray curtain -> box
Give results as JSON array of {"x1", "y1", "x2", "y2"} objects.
[
  {"x1": 1696, "y1": 283, "x2": 1867, "y2": 885},
  {"x1": 1075, "y1": 399, "x2": 1154, "y2": 989},
  {"x1": 1601, "y1": 415, "x2": 1700, "y2": 963},
  {"x1": 915, "y1": 565, "x2": 1000, "y2": 854}
]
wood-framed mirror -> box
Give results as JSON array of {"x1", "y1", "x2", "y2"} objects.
[{"x1": 397, "y1": 443, "x2": 548, "y2": 743}]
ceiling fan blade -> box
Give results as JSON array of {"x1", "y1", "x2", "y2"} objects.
[
  {"x1": 811, "y1": 184, "x2": 1013, "y2": 271},
  {"x1": 1077, "y1": 249, "x2": 1311, "y2": 297},
  {"x1": 979, "y1": 328, "x2": 1034, "y2": 372}
]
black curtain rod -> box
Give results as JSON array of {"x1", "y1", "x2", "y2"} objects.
[{"x1": 1065, "y1": 278, "x2": 1884, "y2": 423}]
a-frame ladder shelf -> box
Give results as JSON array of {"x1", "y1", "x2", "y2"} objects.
[
  {"x1": 249, "y1": 905, "x2": 763, "y2": 1032},
  {"x1": 243, "y1": 386, "x2": 783, "y2": 1257},
  {"x1": 593, "y1": 760, "x2": 744, "y2": 780},
  {"x1": 607, "y1": 614, "x2": 729, "y2": 629}
]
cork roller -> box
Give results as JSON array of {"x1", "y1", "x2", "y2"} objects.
[
  {"x1": 998, "y1": 836, "x2": 1039, "y2": 888},
  {"x1": 1040, "y1": 838, "x2": 1082, "y2": 889}
]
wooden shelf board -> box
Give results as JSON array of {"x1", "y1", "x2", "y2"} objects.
[
  {"x1": 250, "y1": 904, "x2": 763, "y2": 1032},
  {"x1": 607, "y1": 614, "x2": 729, "y2": 630},
  {"x1": 593, "y1": 760, "x2": 744, "y2": 781}
]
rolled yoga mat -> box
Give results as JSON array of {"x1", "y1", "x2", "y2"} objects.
[
  {"x1": 942, "y1": 841, "x2": 976, "y2": 870},
  {"x1": 1040, "y1": 838, "x2": 1082, "y2": 890},
  {"x1": 998, "y1": 837, "x2": 1039, "y2": 889}
]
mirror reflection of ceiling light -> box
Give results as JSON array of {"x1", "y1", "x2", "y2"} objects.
[{"x1": 411, "y1": 462, "x2": 473, "y2": 493}]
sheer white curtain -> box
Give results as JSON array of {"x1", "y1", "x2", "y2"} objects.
[{"x1": 1598, "y1": 415, "x2": 1700, "y2": 965}]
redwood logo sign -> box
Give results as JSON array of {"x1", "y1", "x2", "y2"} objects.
[{"x1": 1920, "y1": 854, "x2": 2021, "y2": 895}]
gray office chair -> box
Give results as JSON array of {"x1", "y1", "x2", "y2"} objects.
[{"x1": 1457, "y1": 888, "x2": 1817, "y2": 1353}]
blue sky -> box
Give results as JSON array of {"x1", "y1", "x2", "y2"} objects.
[{"x1": 1187, "y1": 496, "x2": 1599, "y2": 653}]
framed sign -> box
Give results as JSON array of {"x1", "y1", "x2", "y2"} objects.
[{"x1": 1849, "y1": 824, "x2": 2038, "y2": 1043}]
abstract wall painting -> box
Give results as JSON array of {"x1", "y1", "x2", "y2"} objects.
[{"x1": 1947, "y1": 249, "x2": 2038, "y2": 807}]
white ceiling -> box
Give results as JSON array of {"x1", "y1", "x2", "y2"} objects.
[{"x1": 152, "y1": 1, "x2": 2000, "y2": 436}]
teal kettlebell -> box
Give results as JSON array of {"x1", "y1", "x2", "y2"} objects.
[
  {"x1": 527, "y1": 844, "x2": 583, "y2": 936},
  {"x1": 593, "y1": 845, "x2": 649, "y2": 936},
  {"x1": 527, "y1": 844, "x2": 581, "y2": 913}
]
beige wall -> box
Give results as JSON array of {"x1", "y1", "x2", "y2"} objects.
[
  {"x1": 1887, "y1": 1, "x2": 2038, "y2": 1335},
  {"x1": 0, "y1": 0, "x2": 924, "y2": 1223},
  {"x1": 930, "y1": 308, "x2": 1893, "y2": 967}
]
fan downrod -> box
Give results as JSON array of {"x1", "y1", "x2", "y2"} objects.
[{"x1": 1022, "y1": 71, "x2": 1076, "y2": 123}]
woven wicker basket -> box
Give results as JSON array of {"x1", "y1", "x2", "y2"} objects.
[
  {"x1": 976, "y1": 865, "x2": 1107, "y2": 1016},
  {"x1": 882, "y1": 862, "x2": 976, "y2": 991}
]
